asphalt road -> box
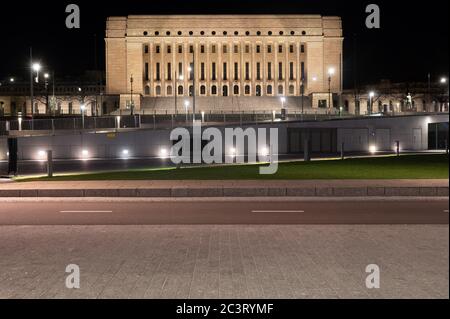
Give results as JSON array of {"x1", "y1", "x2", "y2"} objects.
[{"x1": 0, "y1": 198, "x2": 448, "y2": 225}]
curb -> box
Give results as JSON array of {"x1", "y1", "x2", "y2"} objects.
[{"x1": 0, "y1": 186, "x2": 448, "y2": 198}]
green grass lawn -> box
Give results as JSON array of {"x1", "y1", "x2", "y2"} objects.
[{"x1": 17, "y1": 154, "x2": 449, "y2": 181}]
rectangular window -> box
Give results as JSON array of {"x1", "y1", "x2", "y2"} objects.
[
  {"x1": 301, "y1": 62, "x2": 305, "y2": 80},
  {"x1": 223, "y1": 45, "x2": 227, "y2": 54},
  {"x1": 201, "y1": 63, "x2": 205, "y2": 80},
  {"x1": 278, "y1": 62, "x2": 283, "y2": 80},
  {"x1": 156, "y1": 63, "x2": 160, "y2": 81},
  {"x1": 234, "y1": 63, "x2": 239, "y2": 80},
  {"x1": 223, "y1": 62, "x2": 227, "y2": 80},
  {"x1": 300, "y1": 44, "x2": 305, "y2": 53},
  {"x1": 167, "y1": 63, "x2": 172, "y2": 80},
  {"x1": 278, "y1": 45, "x2": 283, "y2": 53},
  {"x1": 212, "y1": 62, "x2": 216, "y2": 81},
  {"x1": 289, "y1": 44, "x2": 294, "y2": 53},
  {"x1": 256, "y1": 45, "x2": 261, "y2": 53},
  {"x1": 178, "y1": 62, "x2": 183, "y2": 76},
  {"x1": 256, "y1": 63, "x2": 261, "y2": 80},
  {"x1": 156, "y1": 45, "x2": 160, "y2": 54},
  {"x1": 245, "y1": 62, "x2": 250, "y2": 80},
  {"x1": 245, "y1": 45, "x2": 250, "y2": 54},
  {"x1": 144, "y1": 45, "x2": 149, "y2": 54},
  {"x1": 145, "y1": 63, "x2": 149, "y2": 81},
  {"x1": 167, "y1": 45, "x2": 171, "y2": 54},
  {"x1": 201, "y1": 45, "x2": 205, "y2": 53},
  {"x1": 234, "y1": 45, "x2": 239, "y2": 54},
  {"x1": 178, "y1": 45, "x2": 183, "y2": 54},
  {"x1": 211, "y1": 45, "x2": 216, "y2": 54},
  {"x1": 267, "y1": 45, "x2": 272, "y2": 53},
  {"x1": 267, "y1": 62, "x2": 272, "y2": 80},
  {"x1": 289, "y1": 62, "x2": 294, "y2": 80},
  {"x1": 189, "y1": 63, "x2": 194, "y2": 80},
  {"x1": 189, "y1": 45, "x2": 194, "y2": 53}
]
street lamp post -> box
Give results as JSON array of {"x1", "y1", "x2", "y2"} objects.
[
  {"x1": 80, "y1": 104, "x2": 86, "y2": 129},
  {"x1": 44, "y1": 73, "x2": 50, "y2": 114},
  {"x1": 184, "y1": 100, "x2": 189, "y2": 124},
  {"x1": 327, "y1": 68, "x2": 335, "y2": 111},
  {"x1": 369, "y1": 91, "x2": 375, "y2": 115},
  {"x1": 191, "y1": 50, "x2": 196, "y2": 124},
  {"x1": 300, "y1": 80, "x2": 305, "y2": 114}
]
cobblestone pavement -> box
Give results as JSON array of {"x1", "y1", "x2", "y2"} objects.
[{"x1": 0, "y1": 225, "x2": 448, "y2": 299}]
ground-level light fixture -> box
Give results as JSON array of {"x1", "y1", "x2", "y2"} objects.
[
  {"x1": 122, "y1": 149, "x2": 130, "y2": 156},
  {"x1": 159, "y1": 148, "x2": 168, "y2": 158},
  {"x1": 260, "y1": 146, "x2": 269, "y2": 157},
  {"x1": 37, "y1": 150, "x2": 46, "y2": 159},
  {"x1": 81, "y1": 149, "x2": 89, "y2": 157},
  {"x1": 229, "y1": 147, "x2": 236, "y2": 157},
  {"x1": 369, "y1": 145, "x2": 377, "y2": 154},
  {"x1": 440, "y1": 77, "x2": 447, "y2": 84}
]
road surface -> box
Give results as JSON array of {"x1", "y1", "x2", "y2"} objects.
[{"x1": 0, "y1": 198, "x2": 448, "y2": 225}]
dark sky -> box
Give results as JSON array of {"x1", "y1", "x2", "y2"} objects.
[{"x1": 0, "y1": 0, "x2": 448, "y2": 88}]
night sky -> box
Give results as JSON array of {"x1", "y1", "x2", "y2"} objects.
[{"x1": 0, "y1": 0, "x2": 448, "y2": 88}]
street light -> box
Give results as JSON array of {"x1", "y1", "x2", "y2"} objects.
[
  {"x1": 440, "y1": 77, "x2": 447, "y2": 84},
  {"x1": 9, "y1": 78, "x2": 14, "y2": 83},
  {"x1": 369, "y1": 91, "x2": 375, "y2": 114},
  {"x1": 328, "y1": 67, "x2": 335, "y2": 110},
  {"x1": 32, "y1": 63, "x2": 41, "y2": 83}
]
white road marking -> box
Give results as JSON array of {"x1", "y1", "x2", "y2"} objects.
[
  {"x1": 60, "y1": 210, "x2": 113, "y2": 213},
  {"x1": 251, "y1": 210, "x2": 305, "y2": 213}
]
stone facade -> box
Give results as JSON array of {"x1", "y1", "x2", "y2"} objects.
[{"x1": 105, "y1": 15, "x2": 343, "y2": 112}]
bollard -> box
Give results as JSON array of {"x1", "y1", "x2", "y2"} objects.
[
  {"x1": 303, "y1": 132, "x2": 311, "y2": 162},
  {"x1": 396, "y1": 140, "x2": 400, "y2": 157},
  {"x1": 341, "y1": 142, "x2": 345, "y2": 160},
  {"x1": 47, "y1": 150, "x2": 53, "y2": 178}
]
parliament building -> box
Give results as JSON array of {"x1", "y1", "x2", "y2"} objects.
[{"x1": 105, "y1": 15, "x2": 343, "y2": 113}]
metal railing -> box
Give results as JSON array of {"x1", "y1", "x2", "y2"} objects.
[{"x1": 1, "y1": 111, "x2": 447, "y2": 136}]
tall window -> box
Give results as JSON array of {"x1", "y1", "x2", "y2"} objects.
[
  {"x1": 167, "y1": 63, "x2": 172, "y2": 81},
  {"x1": 245, "y1": 85, "x2": 250, "y2": 95},
  {"x1": 234, "y1": 63, "x2": 239, "y2": 80},
  {"x1": 289, "y1": 85, "x2": 294, "y2": 95},
  {"x1": 178, "y1": 45, "x2": 183, "y2": 54},
  {"x1": 178, "y1": 62, "x2": 183, "y2": 76},
  {"x1": 223, "y1": 45, "x2": 227, "y2": 54},
  {"x1": 211, "y1": 45, "x2": 216, "y2": 54},
  {"x1": 289, "y1": 62, "x2": 294, "y2": 80},
  {"x1": 201, "y1": 63, "x2": 205, "y2": 80},
  {"x1": 245, "y1": 62, "x2": 250, "y2": 81},
  {"x1": 267, "y1": 85, "x2": 273, "y2": 95},
  {"x1": 289, "y1": 44, "x2": 294, "y2": 53},
  {"x1": 234, "y1": 45, "x2": 239, "y2": 53},
  {"x1": 211, "y1": 85, "x2": 217, "y2": 95},
  {"x1": 233, "y1": 85, "x2": 239, "y2": 95},
  {"x1": 167, "y1": 45, "x2": 171, "y2": 54},
  {"x1": 300, "y1": 44, "x2": 305, "y2": 53},
  {"x1": 167, "y1": 86, "x2": 173, "y2": 95},
  {"x1": 189, "y1": 45, "x2": 194, "y2": 53},
  {"x1": 212, "y1": 63, "x2": 216, "y2": 81},
  {"x1": 144, "y1": 45, "x2": 149, "y2": 54},
  {"x1": 245, "y1": 45, "x2": 250, "y2": 53},
  {"x1": 156, "y1": 85, "x2": 161, "y2": 95},
  {"x1": 156, "y1": 45, "x2": 160, "y2": 54},
  {"x1": 144, "y1": 86, "x2": 150, "y2": 95},
  {"x1": 300, "y1": 62, "x2": 305, "y2": 80},
  {"x1": 278, "y1": 45, "x2": 283, "y2": 53},
  {"x1": 256, "y1": 63, "x2": 261, "y2": 80},
  {"x1": 267, "y1": 62, "x2": 272, "y2": 80},
  {"x1": 223, "y1": 62, "x2": 227, "y2": 80},
  {"x1": 278, "y1": 62, "x2": 283, "y2": 80},
  {"x1": 145, "y1": 63, "x2": 149, "y2": 81},
  {"x1": 200, "y1": 45, "x2": 205, "y2": 53},
  {"x1": 200, "y1": 85, "x2": 206, "y2": 95},
  {"x1": 267, "y1": 45, "x2": 272, "y2": 53},
  {"x1": 156, "y1": 63, "x2": 161, "y2": 81},
  {"x1": 256, "y1": 45, "x2": 261, "y2": 53},
  {"x1": 178, "y1": 85, "x2": 183, "y2": 95}
]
